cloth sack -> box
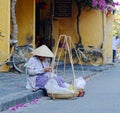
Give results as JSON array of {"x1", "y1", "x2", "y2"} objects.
[
  {"x1": 45, "y1": 78, "x2": 74, "y2": 94},
  {"x1": 74, "y1": 77, "x2": 86, "y2": 90}
]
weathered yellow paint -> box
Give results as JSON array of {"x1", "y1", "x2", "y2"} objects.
[
  {"x1": 0, "y1": 0, "x2": 10, "y2": 72},
  {"x1": 53, "y1": 4, "x2": 113, "y2": 64},
  {"x1": 0, "y1": 0, "x2": 114, "y2": 73},
  {"x1": 15, "y1": 0, "x2": 34, "y2": 46},
  {"x1": 80, "y1": 9, "x2": 103, "y2": 48},
  {"x1": 58, "y1": 7, "x2": 103, "y2": 48},
  {"x1": 33, "y1": 0, "x2": 36, "y2": 48},
  {"x1": 53, "y1": 5, "x2": 104, "y2": 62},
  {"x1": 53, "y1": 20, "x2": 59, "y2": 51},
  {"x1": 106, "y1": 13, "x2": 113, "y2": 63},
  {"x1": 0, "y1": 0, "x2": 35, "y2": 72}
]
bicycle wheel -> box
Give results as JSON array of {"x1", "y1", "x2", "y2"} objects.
[
  {"x1": 12, "y1": 45, "x2": 33, "y2": 73},
  {"x1": 89, "y1": 51, "x2": 104, "y2": 66},
  {"x1": 71, "y1": 48, "x2": 79, "y2": 64}
]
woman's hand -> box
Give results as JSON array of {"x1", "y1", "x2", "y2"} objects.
[{"x1": 44, "y1": 67, "x2": 52, "y2": 72}]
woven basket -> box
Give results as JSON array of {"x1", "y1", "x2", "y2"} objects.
[
  {"x1": 48, "y1": 92, "x2": 79, "y2": 99},
  {"x1": 48, "y1": 88, "x2": 86, "y2": 99}
]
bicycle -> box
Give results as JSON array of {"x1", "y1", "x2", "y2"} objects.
[
  {"x1": 69, "y1": 43, "x2": 104, "y2": 66},
  {"x1": 0, "y1": 33, "x2": 33, "y2": 73}
]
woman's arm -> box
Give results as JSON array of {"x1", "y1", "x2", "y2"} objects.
[
  {"x1": 26, "y1": 57, "x2": 45, "y2": 75},
  {"x1": 27, "y1": 67, "x2": 45, "y2": 75},
  {"x1": 26, "y1": 57, "x2": 52, "y2": 75}
]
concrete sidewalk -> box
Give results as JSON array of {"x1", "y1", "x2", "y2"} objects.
[{"x1": 0, "y1": 63, "x2": 116, "y2": 112}]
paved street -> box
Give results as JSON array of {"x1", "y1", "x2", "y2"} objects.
[{"x1": 1, "y1": 63, "x2": 120, "y2": 113}]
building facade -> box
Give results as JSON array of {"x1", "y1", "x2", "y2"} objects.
[{"x1": 0, "y1": 0, "x2": 114, "y2": 72}]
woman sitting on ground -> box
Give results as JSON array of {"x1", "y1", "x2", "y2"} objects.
[
  {"x1": 26, "y1": 45, "x2": 66, "y2": 91},
  {"x1": 25, "y1": 45, "x2": 85, "y2": 97}
]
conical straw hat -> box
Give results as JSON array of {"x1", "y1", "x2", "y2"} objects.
[{"x1": 31, "y1": 45, "x2": 54, "y2": 58}]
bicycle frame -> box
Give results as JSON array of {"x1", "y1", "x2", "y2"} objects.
[
  {"x1": 71, "y1": 45, "x2": 104, "y2": 66},
  {"x1": 0, "y1": 38, "x2": 33, "y2": 73}
]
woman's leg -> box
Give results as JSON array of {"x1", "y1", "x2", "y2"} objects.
[
  {"x1": 36, "y1": 75, "x2": 49, "y2": 89},
  {"x1": 113, "y1": 50, "x2": 116, "y2": 62}
]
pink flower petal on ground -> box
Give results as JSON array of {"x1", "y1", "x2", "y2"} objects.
[
  {"x1": 9, "y1": 107, "x2": 17, "y2": 111},
  {"x1": 30, "y1": 98, "x2": 40, "y2": 104},
  {"x1": 8, "y1": 104, "x2": 28, "y2": 111}
]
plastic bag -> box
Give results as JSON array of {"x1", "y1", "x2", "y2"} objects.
[
  {"x1": 74, "y1": 77, "x2": 86, "y2": 90},
  {"x1": 45, "y1": 78, "x2": 74, "y2": 94}
]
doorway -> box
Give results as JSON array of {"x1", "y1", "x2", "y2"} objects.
[{"x1": 35, "y1": 0, "x2": 54, "y2": 49}]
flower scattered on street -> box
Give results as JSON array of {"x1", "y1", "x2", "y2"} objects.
[{"x1": 8, "y1": 98, "x2": 40, "y2": 111}]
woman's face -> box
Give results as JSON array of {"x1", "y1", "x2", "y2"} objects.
[{"x1": 38, "y1": 56, "x2": 46, "y2": 61}]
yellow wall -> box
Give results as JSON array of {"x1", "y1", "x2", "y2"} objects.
[
  {"x1": 52, "y1": 4, "x2": 113, "y2": 64},
  {"x1": 53, "y1": 4, "x2": 104, "y2": 62},
  {"x1": 15, "y1": 0, "x2": 35, "y2": 46},
  {"x1": 106, "y1": 13, "x2": 113, "y2": 63},
  {"x1": 0, "y1": 0, "x2": 114, "y2": 72},
  {"x1": 57, "y1": 6, "x2": 103, "y2": 48},
  {"x1": 0, "y1": 0, "x2": 10, "y2": 72},
  {"x1": 80, "y1": 9, "x2": 103, "y2": 48},
  {"x1": 0, "y1": 0, "x2": 35, "y2": 72}
]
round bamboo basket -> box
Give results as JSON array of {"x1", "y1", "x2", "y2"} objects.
[
  {"x1": 48, "y1": 88, "x2": 85, "y2": 99},
  {"x1": 48, "y1": 92, "x2": 79, "y2": 99}
]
